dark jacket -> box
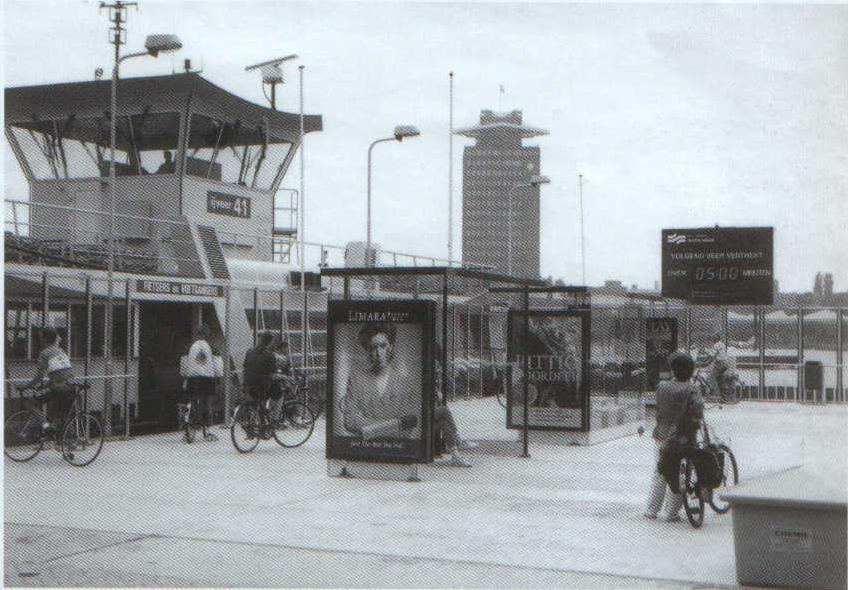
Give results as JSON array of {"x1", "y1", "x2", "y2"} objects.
[
  {"x1": 653, "y1": 379, "x2": 703, "y2": 442},
  {"x1": 243, "y1": 346, "x2": 276, "y2": 394}
]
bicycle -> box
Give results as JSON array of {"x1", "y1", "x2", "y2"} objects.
[
  {"x1": 694, "y1": 356, "x2": 741, "y2": 406},
  {"x1": 4, "y1": 383, "x2": 104, "y2": 467},
  {"x1": 230, "y1": 388, "x2": 315, "y2": 453},
  {"x1": 176, "y1": 398, "x2": 217, "y2": 443},
  {"x1": 679, "y1": 419, "x2": 739, "y2": 528},
  {"x1": 282, "y1": 370, "x2": 325, "y2": 420}
]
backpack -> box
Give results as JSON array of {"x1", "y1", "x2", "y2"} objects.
[{"x1": 194, "y1": 342, "x2": 209, "y2": 364}]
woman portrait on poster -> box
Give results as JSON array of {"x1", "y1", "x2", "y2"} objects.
[{"x1": 340, "y1": 321, "x2": 420, "y2": 440}]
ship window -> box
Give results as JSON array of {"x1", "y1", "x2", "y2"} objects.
[
  {"x1": 186, "y1": 113, "x2": 292, "y2": 189},
  {"x1": 8, "y1": 111, "x2": 180, "y2": 179},
  {"x1": 5, "y1": 304, "x2": 29, "y2": 360}
]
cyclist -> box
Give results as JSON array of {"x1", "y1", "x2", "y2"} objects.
[
  {"x1": 702, "y1": 332, "x2": 737, "y2": 402},
  {"x1": 19, "y1": 327, "x2": 75, "y2": 435},
  {"x1": 182, "y1": 325, "x2": 218, "y2": 441},
  {"x1": 242, "y1": 332, "x2": 281, "y2": 436},
  {"x1": 644, "y1": 352, "x2": 704, "y2": 522}
]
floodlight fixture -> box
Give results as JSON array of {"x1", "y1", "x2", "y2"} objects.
[
  {"x1": 393, "y1": 125, "x2": 421, "y2": 141},
  {"x1": 144, "y1": 34, "x2": 182, "y2": 57},
  {"x1": 529, "y1": 174, "x2": 551, "y2": 187}
]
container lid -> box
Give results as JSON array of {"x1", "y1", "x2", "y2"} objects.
[{"x1": 720, "y1": 466, "x2": 848, "y2": 511}]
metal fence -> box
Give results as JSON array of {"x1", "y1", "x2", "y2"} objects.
[{"x1": 6, "y1": 266, "x2": 845, "y2": 440}]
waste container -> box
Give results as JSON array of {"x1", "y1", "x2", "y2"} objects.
[
  {"x1": 721, "y1": 467, "x2": 847, "y2": 590},
  {"x1": 804, "y1": 361, "x2": 823, "y2": 402}
]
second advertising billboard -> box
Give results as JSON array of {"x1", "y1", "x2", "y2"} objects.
[
  {"x1": 507, "y1": 310, "x2": 591, "y2": 431},
  {"x1": 326, "y1": 299, "x2": 435, "y2": 464}
]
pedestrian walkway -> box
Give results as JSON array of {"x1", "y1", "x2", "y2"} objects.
[{"x1": 5, "y1": 401, "x2": 846, "y2": 588}]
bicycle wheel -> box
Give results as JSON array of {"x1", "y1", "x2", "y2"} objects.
[
  {"x1": 4, "y1": 410, "x2": 44, "y2": 462},
  {"x1": 495, "y1": 370, "x2": 508, "y2": 409},
  {"x1": 306, "y1": 388, "x2": 325, "y2": 420},
  {"x1": 230, "y1": 405, "x2": 260, "y2": 453},
  {"x1": 273, "y1": 401, "x2": 315, "y2": 448},
  {"x1": 708, "y1": 445, "x2": 739, "y2": 514},
  {"x1": 61, "y1": 413, "x2": 104, "y2": 467},
  {"x1": 680, "y1": 457, "x2": 704, "y2": 528}
]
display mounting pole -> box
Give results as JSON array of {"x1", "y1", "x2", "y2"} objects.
[
  {"x1": 448, "y1": 71, "x2": 454, "y2": 266},
  {"x1": 522, "y1": 285, "x2": 530, "y2": 458},
  {"x1": 299, "y1": 65, "x2": 308, "y2": 374}
]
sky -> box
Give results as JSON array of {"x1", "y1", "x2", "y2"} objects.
[{"x1": 3, "y1": 1, "x2": 847, "y2": 292}]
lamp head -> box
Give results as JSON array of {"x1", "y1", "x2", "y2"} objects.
[
  {"x1": 144, "y1": 34, "x2": 183, "y2": 57},
  {"x1": 393, "y1": 125, "x2": 421, "y2": 141},
  {"x1": 529, "y1": 174, "x2": 551, "y2": 187}
]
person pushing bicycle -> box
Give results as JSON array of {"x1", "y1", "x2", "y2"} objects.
[{"x1": 19, "y1": 327, "x2": 76, "y2": 434}]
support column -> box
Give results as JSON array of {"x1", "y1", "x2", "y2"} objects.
[{"x1": 521, "y1": 286, "x2": 530, "y2": 458}]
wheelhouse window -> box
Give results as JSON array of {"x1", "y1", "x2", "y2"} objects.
[
  {"x1": 8, "y1": 112, "x2": 180, "y2": 180},
  {"x1": 186, "y1": 113, "x2": 292, "y2": 189}
]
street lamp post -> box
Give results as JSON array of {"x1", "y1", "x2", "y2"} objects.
[
  {"x1": 506, "y1": 175, "x2": 550, "y2": 276},
  {"x1": 366, "y1": 125, "x2": 420, "y2": 265},
  {"x1": 105, "y1": 33, "x2": 181, "y2": 436}
]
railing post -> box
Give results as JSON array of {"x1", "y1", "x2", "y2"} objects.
[
  {"x1": 837, "y1": 308, "x2": 844, "y2": 403},
  {"x1": 41, "y1": 272, "x2": 49, "y2": 329},
  {"x1": 84, "y1": 276, "x2": 92, "y2": 415},
  {"x1": 124, "y1": 278, "x2": 132, "y2": 438},
  {"x1": 253, "y1": 288, "x2": 259, "y2": 345},
  {"x1": 758, "y1": 307, "x2": 766, "y2": 401},
  {"x1": 798, "y1": 307, "x2": 804, "y2": 403},
  {"x1": 224, "y1": 286, "x2": 233, "y2": 427}
]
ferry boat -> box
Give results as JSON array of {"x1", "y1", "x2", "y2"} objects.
[{"x1": 4, "y1": 70, "x2": 326, "y2": 433}]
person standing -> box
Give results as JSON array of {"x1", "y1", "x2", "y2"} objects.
[
  {"x1": 183, "y1": 325, "x2": 218, "y2": 441},
  {"x1": 644, "y1": 352, "x2": 703, "y2": 521}
]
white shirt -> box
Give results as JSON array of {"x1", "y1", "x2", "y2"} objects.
[{"x1": 184, "y1": 339, "x2": 215, "y2": 378}]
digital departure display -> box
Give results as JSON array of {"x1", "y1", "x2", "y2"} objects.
[{"x1": 662, "y1": 227, "x2": 773, "y2": 305}]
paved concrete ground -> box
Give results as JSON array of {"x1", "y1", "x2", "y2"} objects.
[{"x1": 4, "y1": 400, "x2": 846, "y2": 588}]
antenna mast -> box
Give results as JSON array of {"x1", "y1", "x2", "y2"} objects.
[{"x1": 100, "y1": 1, "x2": 138, "y2": 70}]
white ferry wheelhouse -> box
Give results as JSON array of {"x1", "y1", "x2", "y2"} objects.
[{"x1": 4, "y1": 72, "x2": 323, "y2": 433}]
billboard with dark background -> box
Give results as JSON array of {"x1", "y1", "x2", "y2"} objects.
[
  {"x1": 662, "y1": 227, "x2": 773, "y2": 305},
  {"x1": 507, "y1": 310, "x2": 590, "y2": 431},
  {"x1": 645, "y1": 318, "x2": 678, "y2": 389},
  {"x1": 326, "y1": 299, "x2": 434, "y2": 463}
]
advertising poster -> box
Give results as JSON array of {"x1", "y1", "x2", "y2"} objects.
[
  {"x1": 507, "y1": 310, "x2": 590, "y2": 431},
  {"x1": 326, "y1": 299, "x2": 434, "y2": 463},
  {"x1": 661, "y1": 227, "x2": 774, "y2": 305},
  {"x1": 645, "y1": 318, "x2": 678, "y2": 389}
]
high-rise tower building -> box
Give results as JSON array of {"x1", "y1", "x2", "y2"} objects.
[{"x1": 456, "y1": 110, "x2": 548, "y2": 278}]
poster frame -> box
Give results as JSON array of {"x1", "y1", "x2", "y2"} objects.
[
  {"x1": 506, "y1": 308, "x2": 591, "y2": 432},
  {"x1": 325, "y1": 298, "x2": 435, "y2": 464},
  {"x1": 645, "y1": 317, "x2": 679, "y2": 390}
]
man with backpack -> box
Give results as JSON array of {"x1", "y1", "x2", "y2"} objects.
[
  {"x1": 183, "y1": 325, "x2": 218, "y2": 441},
  {"x1": 644, "y1": 352, "x2": 704, "y2": 521}
]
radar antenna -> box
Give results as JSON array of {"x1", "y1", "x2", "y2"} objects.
[{"x1": 245, "y1": 54, "x2": 298, "y2": 110}]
